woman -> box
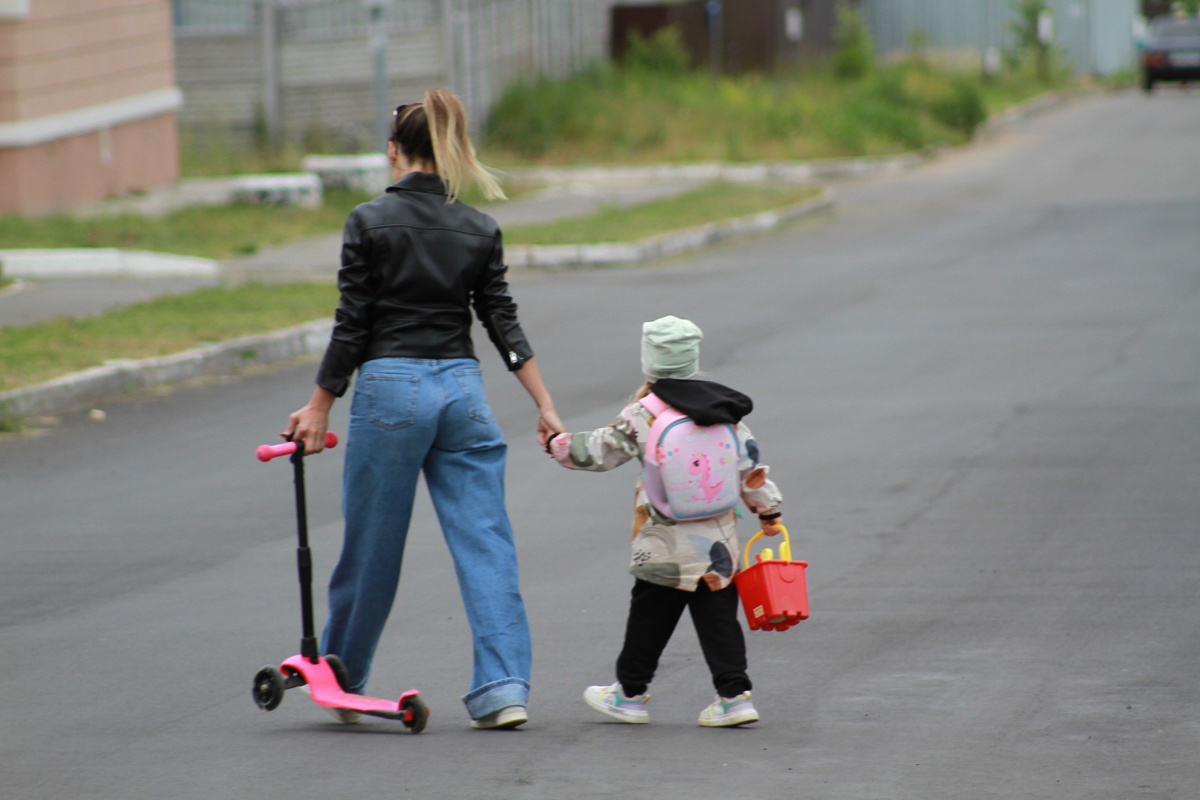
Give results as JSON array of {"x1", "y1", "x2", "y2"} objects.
[{"x1": 285, "y1": 88, "x2": 563, "y2": 730}]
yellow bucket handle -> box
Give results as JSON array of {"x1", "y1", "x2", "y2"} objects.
[{"x1": 742, "y1": 524, "x2": 791, "y2": 571}]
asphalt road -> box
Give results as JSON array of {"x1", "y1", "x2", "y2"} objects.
[{"x1": 2, "y1": 89, "x2": 1198, "y2": 800}]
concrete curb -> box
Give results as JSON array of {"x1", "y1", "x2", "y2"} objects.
[
  {"x1": 507, "y1": 192, "x2": 833, "y2": 269},
  {"x1": 0, "y1": 248, "x2": 220, "y2": 279},
  {"x1": 502, "y1": 154, "x2": 925, "y2": 186},
  {"x1": 0, "y1": 320, "x2": 332, "y2": 419},
  {"x1": 977, "y1": 90, "x2": 1073, "y2": 136}
]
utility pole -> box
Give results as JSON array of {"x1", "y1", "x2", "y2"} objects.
[
  {"x1": 261, "y1": 0, "x2": 281, "y2": 146},
  {"x1": 365, "y1": 0, "x2": 391, "y2": 151},
  {"x1": 706, "y1": 1, "x2": 723, "y2": 82}
]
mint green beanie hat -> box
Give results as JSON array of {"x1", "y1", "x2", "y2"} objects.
[{"x1": 641, "y1": 315, "x2": 703, "y2": 380}]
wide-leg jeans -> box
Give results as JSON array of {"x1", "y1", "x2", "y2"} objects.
[{"x1": 320, "y1": 357, "x2": 532, "y2": 720}]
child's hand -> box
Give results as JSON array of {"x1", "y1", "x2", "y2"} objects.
[{"x1": 760, "y1": 517, "x2": 785, "y2": 536}]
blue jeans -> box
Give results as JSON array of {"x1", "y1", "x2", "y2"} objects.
[{"x1": 320, "y1": 358, "x2": 531, "y2": 720}]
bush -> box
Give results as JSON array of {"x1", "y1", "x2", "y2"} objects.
[
  {"x1": 623, "y1": 25, "x2": 691, "y2": 75},
  {"x1": 930, "y1": 76, "x2": 987, "y2": 135},
  {"x1": 832, "y1": 0, "x2": 875, "y2": 80},
  {"x1": 485, "y1": 66, "x2": 613, "y2": 157},
  {"x1": 483, "y1": 49, "x2": 1011, "y2": 165}
]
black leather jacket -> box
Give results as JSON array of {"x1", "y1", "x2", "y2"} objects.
[{"x1": 315, "y1": 172, "x2": 534, "y2": 397}]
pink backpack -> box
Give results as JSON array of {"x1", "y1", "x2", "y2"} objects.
[{"x1": 639, "y1": 393, "x2": 741, "y2": 521}]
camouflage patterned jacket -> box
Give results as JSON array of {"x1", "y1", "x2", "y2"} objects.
[{"x1": 548, "y1": 379, "x2": 783, "y2": 592}]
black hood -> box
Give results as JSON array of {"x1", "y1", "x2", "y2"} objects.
[{"x1": 650, "y1": 378, "x2": 753, "y2": 425}]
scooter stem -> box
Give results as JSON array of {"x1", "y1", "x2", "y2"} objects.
[{"x1": 291, "y1": 443, "x2": 319, "y2": 663}]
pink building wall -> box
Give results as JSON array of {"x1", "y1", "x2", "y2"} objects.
[{"x1": 0, "y1": 0, "x2": 180, "y2": 216}]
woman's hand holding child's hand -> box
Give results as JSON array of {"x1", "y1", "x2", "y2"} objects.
[{"x1": 536, "y1": 407, "x2": 565, "y2": 448}]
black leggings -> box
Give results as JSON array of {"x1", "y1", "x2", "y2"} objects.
[{"x1": 615, "y1": 578, "x2": 751, "y2": 699}]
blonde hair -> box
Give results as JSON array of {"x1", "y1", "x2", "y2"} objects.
[{"x1": 418, "y1": 89, "x2": 506, "y2": 203}]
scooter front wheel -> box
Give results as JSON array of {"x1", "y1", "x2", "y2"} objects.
[
  {"x1": 401, "y1": 695, "x2": 429, "y2": 734},
  {"x1": 252, "y1": 666, "x2": 286, "y2": 711}
]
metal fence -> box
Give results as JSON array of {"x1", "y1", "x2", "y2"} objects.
[
  {"x1": 445, "y1": 0, "x2": 609, "y2": 132},
  {"x1": 861, "y1": 0, "x2": 1139, "y2": 76},
  {"x1": 172, "y1": 0, "x2": 259, "y2": 30},
  {"x1": 172, "y1": 0, "x2": 440, "y2": 33},
  {"x1": 171, "y1": 0, "x2": 612, "y2": 146}
]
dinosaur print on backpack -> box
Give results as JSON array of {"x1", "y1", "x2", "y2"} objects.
[{"x1": 640, "y1": 393, "x2": 741, "y2": 521}]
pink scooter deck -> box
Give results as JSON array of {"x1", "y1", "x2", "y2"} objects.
[{"x1": 281, "y1": 655, "x2": 422, "y2": 721}]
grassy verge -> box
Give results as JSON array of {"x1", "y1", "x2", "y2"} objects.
[
  {"x1": 482, "y1": 58, "x2": 1057, "y2": 167},
  {"x1": 0, "y1": 190, "x2": 373, "y2": 260},
  {"x1": 0, "y1": 184, "x2": 545, "y2": 261},
  {"x1": 503, "y1": 181, "x2": 820, "y2": 245},
  {"x1": 0, "y1": 179, "x2": 817, "y2": 258},
  {"x1": 1, "y1": 180, "x2": 819, "y2": 393},
  {"x1": 0, "y1": 283, "x2": 339, "y2": 394}
]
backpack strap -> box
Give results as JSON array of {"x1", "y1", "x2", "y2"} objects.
[
  {"x1": 639, "y1": 392, "x2": 668, "y2": 418},
  {"x1": 640, "y1": 392, "x2": 682, "y2": 442},
  {"x1": 639, "y1": 392, "x2": 686, "y2": 467}
]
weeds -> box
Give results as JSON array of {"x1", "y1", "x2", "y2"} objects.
[{"x1": 483, "y1": 34, "x2": 1052, "y2": 166}]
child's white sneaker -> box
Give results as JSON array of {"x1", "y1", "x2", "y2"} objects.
[
  {"x1": 698, "y1": 691, "x2": 759, "y2": 727},
  {"x1": 583, "y1": 683, "x2": 650, "y2": 723}
]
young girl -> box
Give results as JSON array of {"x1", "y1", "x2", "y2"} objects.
[{"x1": 546, "y1": 315, "x2": 784, "y2": 727}]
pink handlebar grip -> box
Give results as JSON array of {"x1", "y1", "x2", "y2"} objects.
[{"x1": 256, "y1": 432, "x2": 339, "y2": 462}]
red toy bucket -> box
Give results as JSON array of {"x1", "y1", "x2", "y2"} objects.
[{"x1": 733, "y1": 526, "x2": 808, "y2": 632}]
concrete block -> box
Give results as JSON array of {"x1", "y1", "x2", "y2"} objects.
[
  {"x1": 302, "y1": 154, "x2": 390, "y2": 193},
  {"x1": 230, "y1": 173, "x2": 323, "y2": 208}
]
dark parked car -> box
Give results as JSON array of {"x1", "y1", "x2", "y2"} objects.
[{"x1": 1140, "y1": 16, "x2": 1200, "y2": 92}]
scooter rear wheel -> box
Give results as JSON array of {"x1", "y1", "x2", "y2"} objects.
[
  {"x1": 401, "y1": 695, "x2": 429, "y2": 734},
  {"x1": 252, "y1": 666, "x2": 286, "y2": 711}
]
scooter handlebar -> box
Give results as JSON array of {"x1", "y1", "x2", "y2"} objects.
[{"x1": 256, "y1": 432, "x2": 339, "y2": 462}]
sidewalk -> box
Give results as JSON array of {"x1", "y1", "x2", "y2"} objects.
[{"x1": 0, "y1": 153, "x2": 931, "y2": 420}]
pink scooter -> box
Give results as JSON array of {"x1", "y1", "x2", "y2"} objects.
[{"x1": 251, "y1": 433, "x2": 429, "y2": 732}]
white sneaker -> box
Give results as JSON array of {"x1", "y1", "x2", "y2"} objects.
[
  {"x1": 300, "y1": 684, "x2": 363, "y2": 724},
  {"x1": 325, "y1": 707, "x2": 364, "y2": 724},
  {"x1": 470, "y1": 705, "x2": 528, "y2": 729},
  {"x1": 697, "y1": 691, "x2": 759, "y2": 727},
  {"x1": 583, "y1": 683, "x2": 650, "y2": 723}
]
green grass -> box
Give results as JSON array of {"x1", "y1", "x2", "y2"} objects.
[
  {"x1": 503, "y1": 181, "x2": 820, "y2": 245},
  {"x1": 0, "y1": 283, "x2": 339, "y2": 393},
  {"x1": 0, "y1": 185, "x2": 544, "y2": 260},
  {"x1": 481, "y1": 59, "x2": 1047, "y2": 166},
  {"x1": 0, "y1": 190, "x2": 373, "y2": 260}
]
